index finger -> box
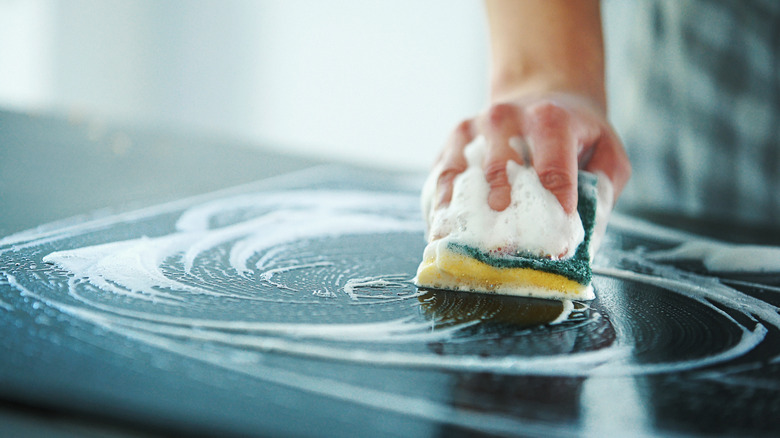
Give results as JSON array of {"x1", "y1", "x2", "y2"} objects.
[{"x1": 524, "y1": 102, "x2": 581, "y2": 215}]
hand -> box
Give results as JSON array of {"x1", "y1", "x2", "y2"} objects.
[{"x1": 432, "y1": 93, "x2": 631, "y2": 215}]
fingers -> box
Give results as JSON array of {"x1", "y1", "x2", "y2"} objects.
[
  {"x1": 435, "y1": 119, "x2": 473, "y2": 207},
  {"x1": 524, "y1": 101, "x2": 582, "y2": 215},
  {"x1": 582, "y1": 127, "x2": 632, "y2": 201},
  {"x1": 480, "y1": 104, "x2": 524, "y2": 211},
  {"x1": 435, "y1": 97, "x2": 632, "y2": 219}
]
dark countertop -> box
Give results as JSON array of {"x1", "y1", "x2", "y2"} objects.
[
  {"x1": 0, "y1": 110, "x2": 327, "y2": 237},
  {"x1": 1, "y1": 109, "x2": 779, "y2": 438}
]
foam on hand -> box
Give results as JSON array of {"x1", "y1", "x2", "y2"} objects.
[
  {"x1": 416, "y1": 136, "x2": 612, "y2": 301},
  {"x1": 422, "y1": 136, "x2": 585, "y2": 259}
]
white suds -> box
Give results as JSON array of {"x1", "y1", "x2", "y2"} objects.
[
  {"x1": 0, "y1": 298, "x2": 12, "y2": 311},
  {"x1": 421, "y1": 136, "x2": 584, "y2": 259},
  {"x1": 342, "y1": 275, "x2": 412, "y2": 300},
  {"x1": 550, "y1": 300, "x2": 575, "y2": 325},
  {"x1": 3, "y1": 174, "x2": 779, "y2": 392},
  {"x1": 646, "y1": 240, "x2": 780, "y2": 273}
]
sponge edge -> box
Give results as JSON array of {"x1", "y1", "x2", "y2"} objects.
[
  {"x1": 415, "y1": 239, "x2": 595, "y2": 300},
  {"x1": 415, "y1": 171, "x2": 602, "y2": 301}
]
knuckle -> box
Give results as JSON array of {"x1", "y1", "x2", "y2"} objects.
[
  {"x1": 486, "y1": 103, "x2": 517, "y2": 127},
  {"x1": 528, "y1": 101, "x2": 569, "y2": 131},
  {"x1": 440, "y1": 148, "x2": 468, "y2": 171},
  {"x1": 437, "y1": 167, "x2": 462, "y2": 185},
  {"x1": 538, "y1": 168, "x2": 574, "y2": 193},
  {"x1": 484, "y1": 162, "x2": 510, "y2": 188},
  {"x1": 454, "y1": 119, "x2": 473, "y2": 137}
]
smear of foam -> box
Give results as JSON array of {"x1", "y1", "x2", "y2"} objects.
[
  {"x1": 3, "y1": 183, "x2": 779, "y2": 386},
  {"x1": 550, "y1": 300, "x2": 575, "y2": 325},
  {"x1": 41, "y1": 190, "x2": 422, "y2": 306},
  {"x1": 607, "y1": 212, "x2": 780, "y2": 275},
  {"x1": 2, "y1": 167, "x2": 779, "y2": 438},
  {"x1": 342, "y1": 274, "x2": 413, "y2": 301},
  {"x1": 646, "y1": 240, "x2": 780, "y2": 273},
  {"x1": 44, "y1": 236, "x2": 199, "y2": 305},
  {"x1": 5, "y1": 187, "x2": 613, "y2": 377},
  {"x1": 593, "y1": 265, "x2": 771, "y2": 374},
  {"x1": 259, "y1": 262, "x2": 334, "y2": 292},
  {"x1": 592, "y1": 229, "x2": 780, "y2": 372},
  {"x1": 72, "y1": 306, "x2": 589, "y2": 438}
]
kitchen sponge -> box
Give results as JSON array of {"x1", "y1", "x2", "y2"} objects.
[{"x1": 415, "y1": 137, "x2": 606, "y2": 301}]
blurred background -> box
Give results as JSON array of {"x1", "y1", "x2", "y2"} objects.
[{"x1": 0, "y1": 0, "x2": 631, "y2": 171}]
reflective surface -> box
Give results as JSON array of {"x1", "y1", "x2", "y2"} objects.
[{"x1": 1, "y1": 111, "x2": 779, "y2": 437}]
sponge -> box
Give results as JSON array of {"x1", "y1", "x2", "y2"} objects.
[{"x1": 415, "y1": 137, "x2": 606, "y2": 301}]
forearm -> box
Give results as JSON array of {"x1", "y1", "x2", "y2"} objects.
[{"x1": 485, "y1": 0, "x2": 606, "y2": 112}]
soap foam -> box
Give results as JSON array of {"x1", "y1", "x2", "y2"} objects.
[
  {"x1": 3, "y1": 177, "x2": 780, "y2": 408},
  {"x1": 646, "y1": 240, "x2": 780, "y2": 273},
  {"x1": 421, "y1": 136, "x2": 584, "y2": 259}
]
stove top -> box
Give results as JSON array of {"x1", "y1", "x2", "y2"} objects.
[{"x1": 1, "y1": 110, "x2": 778, "y2": 437}]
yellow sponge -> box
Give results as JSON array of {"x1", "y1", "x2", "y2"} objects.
[{"x1": 415, "y1": 239, "x2": 593, "y2": 300}]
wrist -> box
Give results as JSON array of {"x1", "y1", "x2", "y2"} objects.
[{"x1": 490, "y1": 71, "x2": 607, "y2": 114}]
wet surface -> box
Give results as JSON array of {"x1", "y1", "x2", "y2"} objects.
[{"x1": 1, "y1": 110, "x2": 780, "y2": 437}]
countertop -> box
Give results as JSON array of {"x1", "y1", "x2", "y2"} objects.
[{"x1": 1, "y1": 109, "x2": 779, "y2": 437}]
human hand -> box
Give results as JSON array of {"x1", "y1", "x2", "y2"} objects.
[{"x1": 431, "y1": 93, "x2": 631, "y2": 216}]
